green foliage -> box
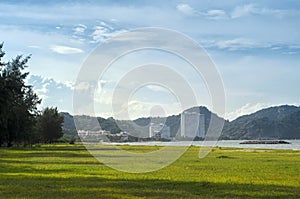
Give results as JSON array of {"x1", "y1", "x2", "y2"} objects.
[
  {"x1": 62, "y1": 113, "x2": 122, "y2": 135},
  {"x1": 36, "y1": 107, "x2": 64, "y2": 143},
  {"x1": 222, "y1": 105, "x2": 300, "y2": 140},
  {"x1": 98, "y1": 117, "x2": 121, "y2": 134},
  {"x1": 0, "y1": 43, "x2": 41, "y2": 147},
  {"x1": 69, "y1": 136, "x2": 76, "y2": 144},
  {"x1": 61, "y1": 112, "x2": 77, "y2": 136},
  {"x1": 277, "y1": 111, "x2": 300, "y2": 139},
  {"x1": 57, "y1": 135, "x2": 77, "y2": 144}
]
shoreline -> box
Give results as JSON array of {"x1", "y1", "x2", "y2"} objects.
[
  {"x1": 84, "y1": 139, "x2": 300, "y2": 150},
  {"x1": 240, "y1": 140, "x2": 291, "y2": 144}
]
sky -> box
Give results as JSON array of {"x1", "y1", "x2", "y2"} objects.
[{"x1": 1, "y1": 0, "x2": 300, "y2": 120}]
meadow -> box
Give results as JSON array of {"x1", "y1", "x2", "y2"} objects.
[{"x1": 0, "y1": 144, "x2": 299, "y2": 198}]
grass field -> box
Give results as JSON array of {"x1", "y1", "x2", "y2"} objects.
[{"x1": 0, "y1": 144, "x2": 299, "y2": 198}]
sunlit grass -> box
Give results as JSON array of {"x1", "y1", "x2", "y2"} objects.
[{"x1": 0, "y1": 144, "x2": 299, "y2": 198}]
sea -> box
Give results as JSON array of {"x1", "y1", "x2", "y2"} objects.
[{"x1": 108, "y1": 140, "x2": 300, "y2": 150}]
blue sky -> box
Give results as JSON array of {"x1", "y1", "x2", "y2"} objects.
[{"x1": 1, "y1": 0, "x2": 300, "y2": 120}]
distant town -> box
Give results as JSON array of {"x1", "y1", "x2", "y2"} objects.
[
  {"x1": 77, "y1": 111, "x2": 206, "y2": 142},
  {"x1": 63, "y1": 104, "x2": 300, "y2": 142}
]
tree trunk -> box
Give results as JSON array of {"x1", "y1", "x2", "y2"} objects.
[{"x1": 7, "y1": 141, "x2": 12, "y2": 147}]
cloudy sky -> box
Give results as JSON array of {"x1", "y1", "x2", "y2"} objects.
[{"x1": 1, "y1": 0, "x2": 300, "y2": 120}]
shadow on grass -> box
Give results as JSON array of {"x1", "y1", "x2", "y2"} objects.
[
  {"x1": 0, "y1": 146, "x2": 299, "y2": 198},
  {"x1": 0, "y1": 175, "x2": 299, "y2": 199},
  {"x1": 0, "y1": 158, "x2": 102, "y2": 168}
]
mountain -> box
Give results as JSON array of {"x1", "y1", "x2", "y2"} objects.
[
  {"x1": 61, "y1": 105, "x2": 300, "y2": 140},
  {"x1": 114, "y1": 106, "x2": 226, "y2": 138},
  {"x1": 61, "y1": 106, "x2": 225, "y2": 138},
  {"x1": 61, "y1": 112, "x2": 77, "y2": 136},
  {"x1": 61, "y1": 113, "x2": 121, "y2": 136},
  {"x1": 221, "y1": 105, "x2": 300, "y2": 140}
]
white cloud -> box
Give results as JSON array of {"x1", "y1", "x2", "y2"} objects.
[
  {"x1": 226, "y1": 103, "x2": 270, "y2": 121},
  {"x1": 203, "y1": 38, "x2": 300, "y2": 52},
  {"x1": 289, "y1": 45, "x2": 300, "y2": 49},
  {"x1": 74, "y1": 82, "x2": 91, "y2": 90},
  {"x1": 176, "y1": 3, "x2": 297, "y2": 20},
  {"x1": 283, "y1": 51, "x2": 297, "y2": 55},
  {"x1": 206, "y1": 9, "x2": 227, "y2": 19},
  {"x1": 95, "y1": 80, "x2": 108, "y2": 95},
  {"x1": 208, "y1": 38, "x2": 270, "y2": 51},
  {"x1": 91, "y1": 24, "x2": 126, "y2": 43},
  {"x1": 73, "y1": 24, "x2": 87, "y2": 35},
  {"x1": 176, "y1": 4, "x2": 227, "y2": 19},
  {"x1": 50, "y1": 45, "x2": 84, "y2": 54},
  {"x1": 118, "y1": 100, "x2": 181, "y2": 120},
  {"x1": 100, "y1": 21, "x2": 113, "y2": 30},
  {"x1": 35, "y1": 82, "x2": 49, "y2": 103},
  {"x1": 28, "y1": 75, "x2": 74, "y2": 111},
  {"x1": 64, "y1": 81, "x2": 74, "y2": 89},
  {"x1": 176, "y1": 4, "x2": 198, "y2": 16},
  {"x1": 217, "y1": 38, "x2": 256, "y2": 50},
  {"x1": 231, "y1": 4, "x2": 256, "y2": 18},
  {"x1": 110, "y1": 18, "x2": 118, "y2": 22},
  {"x1": 28, "y1": 45, "x2": 42, "y2": 49},
  {"x1": 146, "y1": 85, "x2": 169, "y2": 92},
  {"x1": 231, "y1": 4, "x2": 291, "y2": 19},
  {"x1": 271, "y1": 46, "x2": 282, "y2": 50},
  {"x1": 94, "y1": 95, "x2": 112, "y2": 105},
  {"x1": 226, "y1": 102, "x2": 300, "y2": 121}
]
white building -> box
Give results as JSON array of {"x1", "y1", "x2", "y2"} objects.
[
  {"x1": 77, "y1": 130, "x2": 110, "y2": 138},
  {"x1": 149, "y1": 123, "x2": 170, "y2": 139},
  {"x1": 181, "y1": 111, "x2": 205, "y2": 138}
]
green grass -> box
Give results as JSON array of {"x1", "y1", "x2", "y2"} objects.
[{"x1": 0, "y1": 144, "x2": 299, "y2": 198}]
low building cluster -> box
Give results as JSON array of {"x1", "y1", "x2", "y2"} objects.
[
  {"x1": 77, "y1": 111, "x2": 206, "y2": 142},
  {"x1": 77, "y1": 130, "x2": 110, "y2": 137}
]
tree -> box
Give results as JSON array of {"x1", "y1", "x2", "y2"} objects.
[
  {"x1": 0, "y1": 44, "x2": 7, "y2": 146},
  {"x1": 0, "y1": 43, "x2": 41, "y2": 147},
  {"x1": 37, "y1": 107, "x2": 64, "y2": 143}
]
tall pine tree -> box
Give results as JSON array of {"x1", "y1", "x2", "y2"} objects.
[
  {"x1": 0, "y1": 43, "x2": 41, "y2": 147},
  {"x1": 36, "y1": 107, "x2": 64, "y2": 143}
]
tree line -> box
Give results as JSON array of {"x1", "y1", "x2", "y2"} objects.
[{"x1": 0, "y1": 43, "x2": 64, "y2": 147}]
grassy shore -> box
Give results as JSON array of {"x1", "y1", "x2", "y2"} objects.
[{"x1": 0, "y1": 144, "x2": 299, "y2": 198}]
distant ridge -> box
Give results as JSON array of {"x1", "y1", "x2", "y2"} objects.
[
  {"x1": 61, "y1": 105, "x2": 300, "y2": 140},
  {"x1": 221, "y1": 105, "x2": 300, "y2": 140}
]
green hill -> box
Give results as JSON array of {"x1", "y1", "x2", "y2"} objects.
[
  {"x1": 62, "y1": 105, "x2": 300, "y2": 140},
  {"x1": 221, "y1": 105, "x2": 300, "y2": 140}
]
